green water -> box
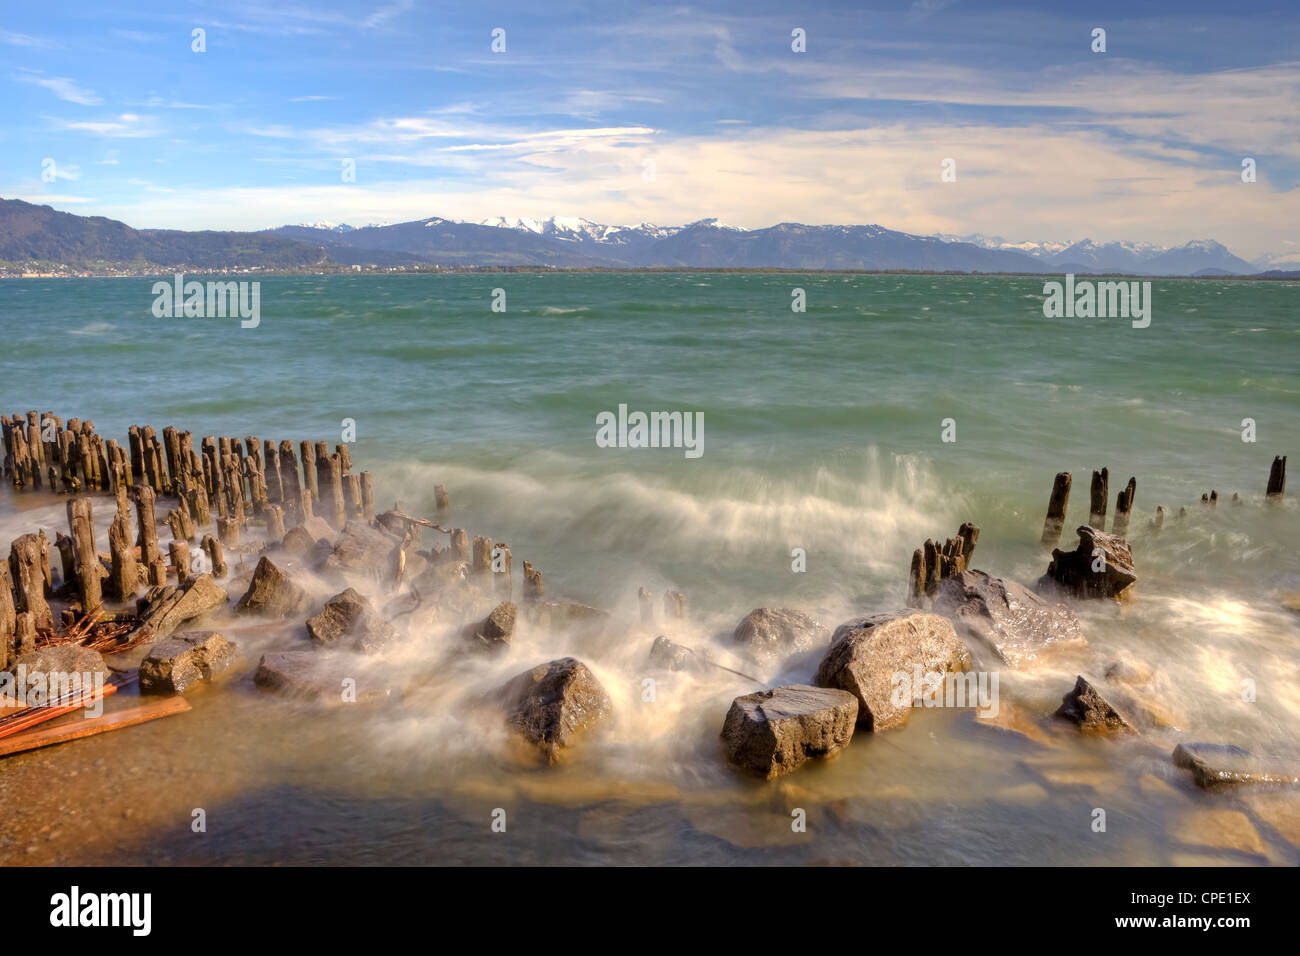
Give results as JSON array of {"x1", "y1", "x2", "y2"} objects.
[{"x1": 0, "y1": 272, "x2": 1297, "y2": 865}]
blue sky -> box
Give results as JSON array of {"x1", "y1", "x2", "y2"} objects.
[{"x1": 2, "y1": 0, "x2": 1298, "y2": 258}]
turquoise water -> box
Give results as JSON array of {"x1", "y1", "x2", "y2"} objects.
[{"x1": 1, "y1": 273, "x2": 1297, "y2": 865}]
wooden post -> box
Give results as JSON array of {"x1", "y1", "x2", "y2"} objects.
[
  {"x1": 218, "y1": 516, "x2": 240, "y2": 549},
  {"x1": 107, "y1": 508, "x2": 138, "y2": 601},
  {"x1": 343, "y1": 473, "x2": 362, "y2": 520},
  {"x1": 1150, "y1": 505, "x2": 1164, "y2": 534},
  {"x1": 523, "y1": 561, "x2": 543, "y2": 601},
  {"x1": 201, "y1": 533, "x2": 228, "y2": 577},
  {"x1": 136, "y1": 486, "x2": 166, "y2": 587},
  {"x1": 471, "y1": 536, "x2": 493, "y2": 577},
  {"x1": 493, "y1": 542, "x2": 511, "y2": 595},
  {"x1": 449, "y1": 528, "x2": 470, "y2": 563},
  {"x1": 14, "y1": 612, "x2": 37, "y2": 658},
  {"x1": 1266, "y1": 455, "x2": 1286, "y2": 500},
  {"x1": 265, "y1": 504, "x2": 286, "y2": 539},
  {"x1": 66, "y1": 498, "x2": 102, "y2": 612},
  {"x1": 279, "y1": 441, "x2": 302, "y2": 519},
  {"x1": 0, "y1": 564, "x2": 15, "y2": 672},
  {"x1": 1113, "y1": 477, "x2": 1136, "y2": 536},
  {"x1": 9, "y1": 533, "x2": 54, "y2": 631},
  {"x1": 300, "y1": 441, "x2": 318, "y2": 501},
  {"x1": 187, "y1": 485, "x2": 211, "y2": 528},
  {"x1": 1089, "y1": 468, "x2": 1109, "y2": 529},
  {"x1": 908, "y1": 549, "x2": 925, "y2": 605},
  {"x1": 434, "y1": 484, "x2": 449, "y2": 512},
  {"x1": 360, "y1": 472, "x2": 375, "y2": 521},
  {"x1": 168, "y1": 540, "x2": 190, "y2": 586},
  {"x1": 664, "y1": 590, "x2": 685, "y2": 620},
  {"x1": 638, "y1": 587, "x2": 654, "y2": 623},
  {"x1": 1041, "y1": 472, "x2": 1072, "y2": 546},
  {"x1": 922, "y1": 539, "x2": 941, "y2": 595},
  {"x1": 263, "y1": 439, "x2": 283, "y2": 505}
]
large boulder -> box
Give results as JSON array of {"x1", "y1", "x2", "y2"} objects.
[
  {"x1": 732, "y1": 608, "x2": 826, "y2": 659},
  {"x1": 721, "y1": 684, "x2": 858, "y2": 780},
  {"x1": 1172, "y1": 742, "x2": 1300, "y2": 791},
  {"x1": 1054, "y1": 675, "x2": 1136, "y2": 734},
  {"x1": 253, "y1": 650, "x2": 393, "y2": 704},
  {"x1": 138, "y1": 574, "x2": 228, "y2": 638},
  {"x1": 931, "y1": 570, "x2": 1086, "y2": 668},
  {"x1": 323, "y1": 520, "x2": 402, "y2": 581},
  {"x1": 462, "y1": 601, "x2": 516, "y2": 653},
  {"x1": 236, "y1": 556, "x2": 311, "y2": 619},
  {"x1": 306, "y1": 588, "x2": 396, "y2": 653},
  {"x1": 1041, "y1": 526, "x2": 1136, "y2": 601},
  {"x1": 648, "y1": 635, "x2": 693, "y2": 671},
  {"x1": 138, "y1": 631, "x2": 238, "y2": 695},
  {"x1": 496, "y1": 657, "x2": 612, "y2": 763},
  {"x1": 813, "y1": 609, "x2": 970, "y2": 731}
]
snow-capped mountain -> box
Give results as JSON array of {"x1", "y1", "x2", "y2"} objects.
[{"x1": 265, "y1": 215, "x2": 1262, "y2": 274}]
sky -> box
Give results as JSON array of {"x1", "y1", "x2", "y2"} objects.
[{"x1": 2, "y1": 0, "x2": 1298, "y2": 258}]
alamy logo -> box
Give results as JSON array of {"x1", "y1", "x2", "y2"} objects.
[
  {"x1": 891, "y1": 667, "x2": 999, "y2": 718},
  {"x1": 151, "y1": 273, "x2": 260, "y2": 328},
  {"x1": 0, "y1": 667, "x2": 106, "y2": 718},
  {"x1": 49, "y1": 886, "x2": 151, "y2": 936},
  {"x1": 595, "y1": 403, "x2": 704, "y2": 459},
  {"x1": 1042, "y1": 274, "x2": 1151, "y2": 328}
]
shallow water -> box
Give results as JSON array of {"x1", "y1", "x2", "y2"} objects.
[{"x1": 0, "y1": 273, "x2": 1297, "y2": 865}]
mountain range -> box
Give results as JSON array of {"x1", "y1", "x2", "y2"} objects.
[{"x1": 0, "y1": 197, "x2": 1288, "y2": 276}]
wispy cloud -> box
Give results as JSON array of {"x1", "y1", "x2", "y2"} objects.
[{"x1": 17, "y1": 69, "x2": 101, "y2": 105}]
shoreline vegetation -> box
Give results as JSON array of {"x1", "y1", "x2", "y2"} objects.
[{"x1": 3, "y1": 264, "x2": 1298, "y2": 281}]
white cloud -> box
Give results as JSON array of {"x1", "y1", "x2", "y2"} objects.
[{"x1": 17, "y1": 70, "x2": 101, "y2": 105}]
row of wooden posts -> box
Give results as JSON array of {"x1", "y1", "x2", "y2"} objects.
[{"x1": 1040, "y1": 455, "x2": 1287, "y2": 546}]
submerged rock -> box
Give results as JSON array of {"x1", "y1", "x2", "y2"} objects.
[
  {"x1": 1054, "y1": 675, "x2": 1136, "y2": 734},
  {"x1": 1172, "y1": 742, "x2": 1300, "y2": 791},
  {"x1": 139, "y1": 631, "x2": 238, "y2": 695},
  {"x1": 138, "y1": 573, "x2": 228, "y2": 638},
  {"x1": 462, "y1": 601, "x2": 516, "y2": 653},
  {"x1": 721, "y1": 684, "x2": 858, "y2": 780},
  {"x1": 496, "y1": 657, "x2": 612, "y2": 763},
  {"x1": 236, "y1": 556, "x2": 311, "y2": 619},
  {"x1": 253, "y1": 650, "x2": 393, "y2": 704},
  {"x1": 323, "y1": 521, "x2": 402, "y2": 581},
  {"x1": 931, "y1": 570, "x2": 1085, "y2": 668},
  {"x1": 306, "y1": 588, "x2": 396, "y2": 653},
  {"x1": 813, "y1": 610, "x2": 970, "y2": 731},
  {"x1": 1041, "y1": 526, "x2": 1136, "y2": 600},
  {"x1": 648, "y1": 635, "x2": 693, "y2": 671},
  {"x1": 732, "y1": 607, "x2": 826, "y2": 659}
]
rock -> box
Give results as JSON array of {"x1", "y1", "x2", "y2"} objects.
[
  {"x1": 236, "y1": 556, "x2": 311, "y2": 619},
  {"x1": 306, "y1": 588, "x2": 396, "y2": 653},
  {"x1": 280, "y1": 526, "x2": 316, "y2": 559},
  {"x1": 648, "y1": 635, "x2": 692, "y2": 671},
  {"x1": 732, "y1": 607, "x2": 826, "y2": 659},
  {"x1": 138, "y1": 631, "x2": 238, "y2": 695},
  {"x1": 1041, "y1": 526, "x2": 1136, "y2": 600},
  {"x1": 496, "y1": 657, "x2": 612, "y2": 763},
  {"x1": 1104, "y1": 657, "x2": 1152, "y2": 687},
  {"x1": 138, "y1": 574, "x2": 228, "y2": 638},
  {"x1": 931, "y1": 570, "x2": 1085, "y2": 668},
  {"x1": 813, "y1": 610, "x2": 970, "y2": 731},
  {"x1": 526, "y1": 600, "x2": 608, "y2": 630},
  {"x1": 323, "y1": 520, "x2": 402, "y2": 580},
  {"x1": 253, "y1": 650, "x2": 392, "y2": 704},
  {"x1": 297, "y1": 516, "x2": 336, "y2": 545},
  {"x1": 14, "y1": 644, "x2": 107, "y2": 680},
  {"x1": 1172, "y1": 742, "x2": 1300, "y2": 791},
  {"x1": 462, "y1": 601, "x2": 516, "y2": 652},
  {"x1": 1053, "y1": 675, "x2": 1136, "y2": 734},
  {"x1": 721, "y1": 684, "x2": 858, "y2": 779}
]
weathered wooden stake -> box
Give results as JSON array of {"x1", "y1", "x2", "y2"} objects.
[
  {"x1": 9, "y1": 533, "x2": 54, "y2": 631},
  {"x1": 107, "y1": 509, "x2": 138, "y2": 601},
  {"x1": 1089, "y1": 468, "x2": 1109, "y2": 529},
  {"x1": 359, "y1": 472, "x2": 375, "y2": 521},
  {"x1": 66, "y1": 497, "x2": 102, "y2": 611},
  {"x1": 201, "y1": 533, "x2": 228, "y2": 577},
  {"x1": 638, "y1": 587, "x2": 654, "y2": 623},
  {"x1": 523, "y1": 561, "x2": 543, "y2": 601},
  {"x1": 265, "y1": 504, "x2": 286, "y2": 539},
  {"x1": 1112, "y1": 477, "x2": 1136, "y2": 536},
  {"x1": 168, "y1": 540, "x2": 191, "y2": 586},
  {"x1": 434, "y1": 484, "x2": 449, "y2": 512},
  {"x1": 664, "y1": 590, "x2": 686, "y2": 620},
  {"x1": 471, "y1": 536, "x2": 493, "y2": 577},
  {"x1": 1041, "y1": 472, "x2": 1072, "y2": 545},
  {"x1": 1266, "y1": 455, "x2": 1286, "y2": 500}
]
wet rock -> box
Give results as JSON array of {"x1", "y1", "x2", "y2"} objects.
[
  {"x1": 1172, "y1": 742, "x2": 1300, "y2": 791},
  {"x1": 931, "y1": 570, "x2": 1085, "y2": 668},
  {"x1": 14, "y1": 644, "x2": 107, "y2": 681},
  {"x1": 138, "y1": 574, "x2": 228, "y2": 638},
  {"x1": 462, "y1": 601, "x2": 516, "y2": 653},
  {"x1": 648, "y1": 635, "x2": 692, "y2": 671},
  {"x1": 253, "y1": 650, "x2": 393, "y2": 704},
  {"x1": 721, "y1": 684, "x2": 858, "y2": 780},
  {"x1": 138, "y1": 631, "x2": 238, "y2": 695},
  {"x1": 526, "y1": 600, "x2": 608, "y2": 630},
  {"x1": 306, "y1": 588, "x2": 396, "y2": 653},
  {"x1": 281, "y1": 526, "x2": 316, "y2": 559},
  {"x1": 297, "y1": 516, "x2": 336, "y2": 545},
  {"x1": 1041, "y1": 526, "x2": 1136, "y2": 600},
  {"x1": 1053, "y1": 675, "x2": 1136, "y2": 734},
  {"x1": 323, "y1": 520, "x2": 402, "y2": 581},
  {"x1": 813, "y1": 610, "x2": 970, "y2": 731},
  {"x1": 732, "y1": 607, "x2": 826, "y2": 659},
  {"x1": 236, "y1": 556, "x2": 311, "y2": 619},
  {"x1": 496, "y1": 657, "x2": 612, "y2": 763}
]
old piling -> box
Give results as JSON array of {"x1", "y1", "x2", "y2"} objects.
[
  {"x1": 434, "y1": 484, "x2": 449, "y2": 512},
  {"x1": 638, "y1": 587, "x2": 654, "y2": 623},
  {"x1": 449, "y1": 528, "x2": 470, "y2": 564},
  {"x1": 1041, "y1": 472, "x2": 1072, "y2": 546},
  {"x1": 218, "y1": 516, "x2": 240, "y2": 549},
  {"x1": 107, "y1": 508, "x2": 138, "y2": 601},
  {"x1": 359, "y1": 472, "x2": 375, "y2": 521},
  {"x1": 265, "y1": 504, "x2": 286, "y2": 539},
  {"x1": 1089, "y1": 468, "x2": 1109, "y2": 530},
  {"x1": 66, "y1": 497, "x2": 102, "y2": 611},
  {"x1": 493, "y1": 542, "x2": 512, "y2": 595},
  {"x1": 523, "y1": 561, "x2": 543, "y2": 601},
  {"x1": 471, "y1": 536, "x2": 493, "y2": 577},
  {"x1": 1113, "y1": 477, "x2": 1137, "y2": 536},
  {"x1": 300, "y1": 441, "x2": 319, "y2": 502},
  {"x1": 136, "y1": 486, "x2": 164, "y2": 587},
  {"x1": 1266, "y1": 455, "x2": 1287, "y2": 500},
  {"x1": 9, "y1": 533, "x2": 54, "y2": 631},
  {"x1": 168, "y1": 540, "x2": 191, "y2": 586},
  {"x1": 201, "y1": 533, "x2": 228, "y2": 578},
  {"x1": 0, "y1": 564, "x2": 15, "y2": 672},
  {"x1": 664, "y1": 590, "x2": 686, "y2": 620}
]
